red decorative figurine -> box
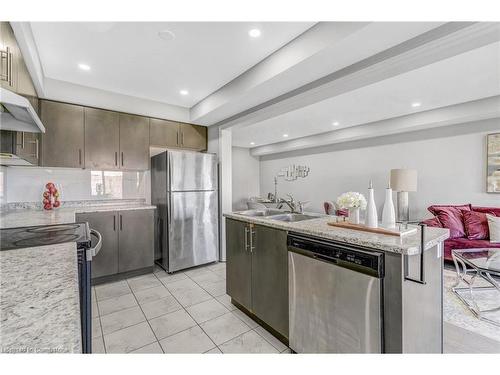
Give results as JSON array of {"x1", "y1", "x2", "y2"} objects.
[{"x1": 43, "y1": 182, "x2": 61, "y2": 210}]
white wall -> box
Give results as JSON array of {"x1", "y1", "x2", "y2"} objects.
[
  {"x1": 260, "y1": 126, "x2": 500, "y2": 220},
  {"x1": 2, "y1": 167, "x2": 150, "y2": 204},
  {"x1": 232, "y1": 147, "x2": 261, "y2": 211}
]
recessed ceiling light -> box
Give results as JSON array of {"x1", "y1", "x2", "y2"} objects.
[
  {"x1": 180, "y1": 90, "x2": 189, "y2": 96},
  {"x1": 78, "y1": 63, "x2": 91, "y2": 71},
  {"x1": 248, "y1": 28, "x2": 261, "y2": 38},
  {"x1": 158, "y1": 30, "x2": 176, "y2": 41},
  {"x1": 332, "y1": 121, "x2": 339, "y2": 126},
  {"x1": 411, "y1": 102, "x2": 421, "y2": 108},
  {"x1": 250, "y1": 142, "x2": 255, "y2": 146},
  {"x1": 283, "y1": 134, "x2": 289, "y2": 138}
]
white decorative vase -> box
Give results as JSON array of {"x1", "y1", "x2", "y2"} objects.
[
  {"x1": 382, "y1": 187, "x2": 396, "y2": 228},
  {"x1": 348, "y1": 207, "x2": 360, "y2": 224},
  {"x1": 365, "y1": 181, "x2": 378, "y2": 228}
]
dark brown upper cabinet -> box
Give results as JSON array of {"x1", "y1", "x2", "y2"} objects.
[
  {"x1": 0, "y1": 22, "x2": 19, "y2": 92},
  {"x1": 40, "y1": 101, "x2": 85, "y2": 168},
  {"x1": 119, "y1": 113, "x2": 150, "y2": 170},
  {"x1": 150, "y1": 118, "x2": 180, "y2": 148},
  {"x1": 84, "y1": 108, "x2": 120, "y2": 170},
  {"x1": 149, "y1": 118, "x2": 207, "y2": 151}
]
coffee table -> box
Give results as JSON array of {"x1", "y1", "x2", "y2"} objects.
[{"x1": 452, "y1": 248, "x2": 500, "y2": 326}]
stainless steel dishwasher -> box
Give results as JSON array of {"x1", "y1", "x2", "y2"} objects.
[{"x1": 288, "y1": 234, "x2": 384, "y2": 353}]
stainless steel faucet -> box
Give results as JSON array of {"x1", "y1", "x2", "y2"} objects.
[{"x1": 277, "y1": 194, "x2": 304, "y2": 213}]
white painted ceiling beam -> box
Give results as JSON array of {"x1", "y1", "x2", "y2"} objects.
[
  {"x1": 191, "y1": 22, "x2": 444, "y2": 125},
  {"x1": 219, "y1": 22, "x2": 500, "y2": 132},
  {"x1": 250, "y1": 95, "x2": 500, "y2": 156}
]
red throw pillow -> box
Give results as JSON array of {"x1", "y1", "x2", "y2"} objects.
[
  {"x1": 463, "y1": 210, "x2": 489, "y2": 240},
  {"x1": 421, "y1": 217, "x2": 442, "y2": 228},
  {"x1": 428, "y1": 204, "x2": 472, "y2": 238},
  {"x1": 472, "y1": 206, "x2": 500, "y2": 217}
]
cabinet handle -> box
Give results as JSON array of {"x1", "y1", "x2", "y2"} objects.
[
  {"x1": 0, "y1": 49, "x2": 8, "y2": 82},
  {"x1": 249, "y1": 226, "x2": 255, "y2": 253},
  {"x1": 29, "y1": 139, "x2": 39, "y2": 158},
  {"x1": 8, "y1": 48, "x2": 12, "y2": 86},
  {"x1": 115, "y1": 151, "x2": 118, "y2": 166},
  {"x1": 176, "y1": 131, "x2": 179, "y2": 146},
  {"x1": 79, "y1": 149, "x2": 82, "y2": 165},
  {"x1": 121, "y1": 152, "x2": 124, "y2": 167},
  {"x1": 244, "y1": 226, "x2": 250, "y2": 252},
  {"x1": 119, "y1": 214, "x2": 123, "y2": 231},
  {"x1": 21, "y1": 132, "x2": 25, "y2": 149},
  {"x1": 113, "y1": 215, "x2": 116, "y2": 231}
]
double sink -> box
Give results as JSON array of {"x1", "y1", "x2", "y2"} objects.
[{"x1": 236, "y1": 209, "x2": 323, "y2": 222}]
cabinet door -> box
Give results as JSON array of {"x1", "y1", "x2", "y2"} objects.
[
  {"x1": 85, "y1": 108, "x2": 120, "y2": 169},
  {"x1": 17, "y1": 57, "x2": 37, "y2": 97},
  {"x1": 179, "y1": 124, "x2": 207, "y2": 151},
  {"x1": 0, "y1": 22, "x2": 18, "y2": 92},
  {"x1": 40, "y1": 100, "x2": 85, "y2": 168},
  {"x1": 119, "y1": 114, "x2": 150, "y2": 170},
  {"x1": 15, "y1": 131, "x2": 39, "y2": 165},
  {"x1": 150, "y1": 118, "x2": 180, "y2": 148},
  {"x1": 251, "y1": 225, "x2": 289, "y2": 337},
  {"x1": 118, "y1": 209, "x2": 154, "y2": 273},
  {"x1": 226, "y1": 219, "x2": 252, "y2": 310},
  {"x1": 76, "y1": 211, "x2": 119, "y2": 279}
]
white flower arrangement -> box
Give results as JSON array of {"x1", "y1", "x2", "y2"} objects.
[{"x1": 336, "y1": 192, "x2": 367, "y2": 210}]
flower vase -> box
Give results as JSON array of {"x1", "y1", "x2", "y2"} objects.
[
  {"x1": 348, "y1": 207, "x2": 360, "y2": 224},
  {"x1": 382, "y1": 187, "x2": 396, "y2": 228}
]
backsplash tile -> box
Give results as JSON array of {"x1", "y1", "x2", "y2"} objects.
[{"x1": 2, "y1": 166, "x2": 150, "y2": 204}]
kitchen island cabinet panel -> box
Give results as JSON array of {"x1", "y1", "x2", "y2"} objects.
[
  {"x1": 226, "y1": 219, "x2": 253, "y2": 311},
  {"x1": 252, "y1": 225, "x2": 289, "y2": 338}
]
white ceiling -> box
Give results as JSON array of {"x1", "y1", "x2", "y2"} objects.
[
  {"x1": 30, "y1": 22, "x2": 314, "y2": 107},
  {"x1": 232, "y1": 41, "x2": 500, "y2": 148}
]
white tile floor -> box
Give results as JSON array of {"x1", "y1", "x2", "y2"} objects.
[
  {"x1": 91, "y1": 262, "x2": 290, "y2": 354},
  {"x1": 91, "y1": 262, "x2": 499, "y2": 353}
]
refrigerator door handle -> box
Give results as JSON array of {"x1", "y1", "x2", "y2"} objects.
[{"x1": 168, "y1": 194, "x2": 172, "y2": 227}]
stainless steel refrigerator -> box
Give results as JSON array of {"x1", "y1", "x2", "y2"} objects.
[{"x1": 151, "y1": 150, "x2": 218, "y2": 273}]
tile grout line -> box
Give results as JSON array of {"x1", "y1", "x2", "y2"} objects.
[
  {"x1": 93, "y1": 289, "x2": 107, "y2": 353},
  {"x1": 152, "y1": 271, "x2": 219, "y2": 353},
  {"x1": 126, "y1": 278, "x2": 165, "y2": 354}
]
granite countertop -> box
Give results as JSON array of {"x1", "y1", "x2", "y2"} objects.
[
  {"x1": 0, "y1": 201, "x2": 156, "y2": 353},
  {"x1": 224, "y1": 212, "x2": 450, "y2": 255},
  {"x1": 0, "y1": 242, "x2": 82, "y2": 353},
  {"x1": 0, "y1": 203, "x2": 156, "y2": 229}
]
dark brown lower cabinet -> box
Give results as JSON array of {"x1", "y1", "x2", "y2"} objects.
[
  {"x1": 226, "y1": 219, "x2": 252, "y2": 310},
  {"x1": 76, "y1": 211, "x2": 118, "y2": 279},
  {"x1": 226, "y1": 218, "x2": 289, "y2": 338},
  {"x1": 251, "y1": 225, "x2": 289, "y2": 338},
  {"x1": 76, "y1": 209, "x2": 154, "y2": 281},
  {"x1": 118, "y1": 209, "x2": 154, "y2": 273}
]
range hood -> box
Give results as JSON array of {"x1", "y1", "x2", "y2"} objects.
[{"x1": 0, "y1": 87, "x2": 45, "y2": 133}]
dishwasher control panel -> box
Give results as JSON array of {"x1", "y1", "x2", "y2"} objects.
[{"x1": 288, "y1": 234, "x2": 384, "y2": 278}]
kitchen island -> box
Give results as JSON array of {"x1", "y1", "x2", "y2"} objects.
[{"x1": 224, "y1": 211, "x2": 450, "y2": 354}]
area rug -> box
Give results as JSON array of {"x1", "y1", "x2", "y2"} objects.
[{"x1": 443, "y1": 268, "x2": 500, "y2": 342}]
